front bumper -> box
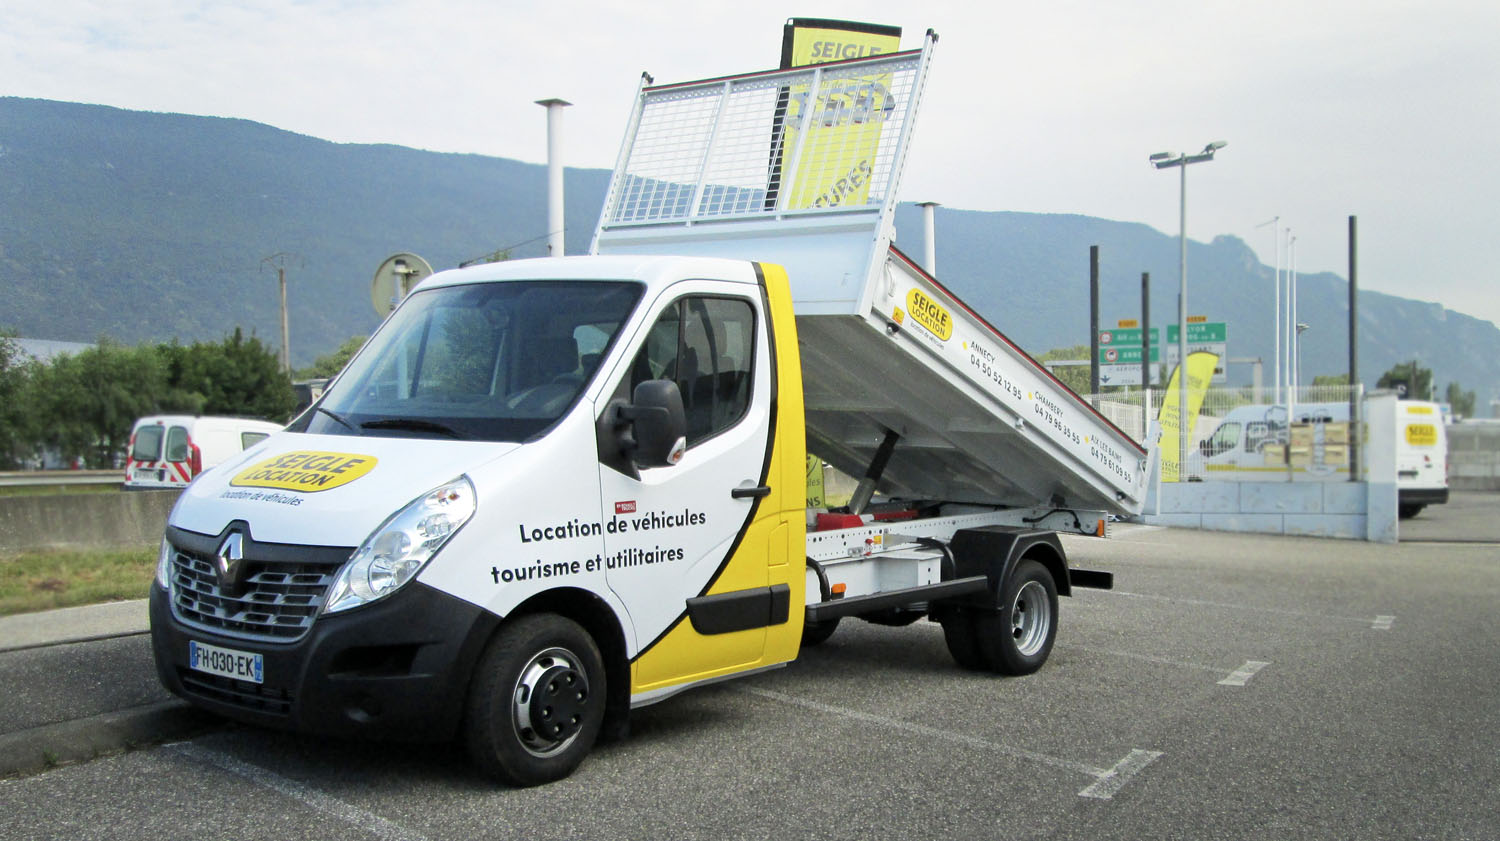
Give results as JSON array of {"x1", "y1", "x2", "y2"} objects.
[{"x1": 150, "y1": 580, "x2": 499, "y2": 742}]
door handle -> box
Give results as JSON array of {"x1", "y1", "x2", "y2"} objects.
[{"x1": 731, "y1": 485, "x2": 771, "y2": 499}]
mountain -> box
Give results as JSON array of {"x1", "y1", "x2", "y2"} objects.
[
  {"x1": 3, "y1": 97, "x2": 1497, "y2": 410},
  {"x1": 901, "y1": 207, "x2": 1500, "y2": 408}
]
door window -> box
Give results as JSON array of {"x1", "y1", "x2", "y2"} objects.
[
  {"x1": 165, "y1": 426, "x2": 190, "y2": 462},
  {"x1": 629, "y1": 296, "x2": 755, "y2": 446},
  {"x1": 131, "y1": 426, "x2": 164, "y2": 461}
]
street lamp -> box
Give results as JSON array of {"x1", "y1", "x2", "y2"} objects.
[
  {"x1": 1150, "y1": 140, "x2": 1227, "y2": 479},
  {"x1": 1295, "y1": 322, "x2": 1310, "y2": 390}
]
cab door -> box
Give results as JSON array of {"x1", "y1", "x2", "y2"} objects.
[{"x1": 596, "y1": 282, "x2": 787, "y2": 693}]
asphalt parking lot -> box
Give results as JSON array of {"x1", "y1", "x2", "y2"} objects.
[{"x1": 4, "y1": 495, "x2": 1498, "y2": 840}]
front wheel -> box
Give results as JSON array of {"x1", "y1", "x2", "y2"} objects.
[
  {"x1": 975, "y1": 559, "x2": 1058, "y2": 675},
  {"x1": 464, "y1": 614, "x2": 605, "y2": 787}
]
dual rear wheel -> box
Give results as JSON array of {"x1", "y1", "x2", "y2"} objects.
[{"x1": 941, "y1": 558, "x2": 1058, "y2": 675}]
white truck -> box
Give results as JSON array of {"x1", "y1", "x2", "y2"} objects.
[{"x1": 149, "y1": 36, "x2": 1149, "y2": 786}]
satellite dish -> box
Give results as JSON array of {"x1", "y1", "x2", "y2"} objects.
[{"x1": 371, "y1": 252, "x2": 434, "y2": 317}]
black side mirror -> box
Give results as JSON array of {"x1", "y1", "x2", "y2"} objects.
[{"x1": 618, "y1": 379, "x2": 686, "y2": 469}]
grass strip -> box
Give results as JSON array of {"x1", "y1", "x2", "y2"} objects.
[{"x1": 0, "y1": 547, "x2": 156, "y2": 616}]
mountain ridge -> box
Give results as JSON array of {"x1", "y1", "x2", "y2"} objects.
[{"x1": 3, "y1": 96, "x2": 1494, "y2": 409}]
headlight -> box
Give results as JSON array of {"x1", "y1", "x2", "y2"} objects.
[
  {"x1": 154, "y1": 537, "x2": 174, "y2": 590},
  {"x1": 323, "y1": 476, "x2": 477, "y2": 614}
]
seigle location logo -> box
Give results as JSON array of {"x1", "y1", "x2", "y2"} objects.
[{"x1": 230, "y1": 451, "x2": 378, "y2": 493}]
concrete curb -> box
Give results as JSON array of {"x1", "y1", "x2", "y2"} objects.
[{"x1": 0, "y1": 699, "x2": 222, "y2": 779}]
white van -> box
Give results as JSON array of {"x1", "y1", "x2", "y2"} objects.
[
  {"x1": 1197, "y1": 400, "x2": 1447, "y2": 516},
  {"x1": 1392, "y1": 401, "x2": 1448, "y2": 518},
  {"x1": 124, "y1": 415, "x2": 283, "y2": 489}
]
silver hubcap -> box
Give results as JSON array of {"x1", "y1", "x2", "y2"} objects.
[
  {"x1": 512, "y1": 646, "x2": 590, "y2": 758},
  {"x1": 1010, "y1": 580, "x2": 1051, "y2": 656}
]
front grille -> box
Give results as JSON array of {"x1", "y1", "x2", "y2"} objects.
[
  {"x1": 178, "y1": 668, "x2": 294, "y2": 716},
  {"x1": 169, "y1": 546, "x2": 341, "y2": 642}
]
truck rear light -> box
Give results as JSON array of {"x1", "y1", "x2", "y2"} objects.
[{"x1": 189, "y1": 441, "x2": 203, "y2": 476}]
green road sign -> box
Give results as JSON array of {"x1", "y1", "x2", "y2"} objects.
[
  {"x1": 1098, "y1": 344, "x2": 1159, "y2": 364},
  {"x1": 1165, "y1": 322, "x2": 1227, "y2": 343}
]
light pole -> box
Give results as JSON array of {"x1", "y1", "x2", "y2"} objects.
[
  {"x1": 1150, "y1": 140, "x2": 1226, "y2": 478},
  {"x1": 1295, "y1": 322, "x2": 1310, "y2": 389},
  {"x1": 1256, "y1": 216, "x2": 1280, "y2": 404}
]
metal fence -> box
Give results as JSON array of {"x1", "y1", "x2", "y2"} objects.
[{"x1": 1084, "y1": 385, "x2": 1365, "y2": 482}]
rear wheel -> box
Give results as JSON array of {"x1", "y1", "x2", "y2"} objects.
[
  {"x1": 464, "y1": 614, "x2": 605, "y2": 787},
  {"x1": 976, "y1": 559, "x2": 1058, "y2": 675},
  {"x1": 801, "y1": 617, "x2": 841, "y2": 647},
  {"x1": 941, "y1": 612, "x2": 985, "y2": 670},
  {"x1": 1399, "y1": 503, "x2": 1425, "y2": 519}
]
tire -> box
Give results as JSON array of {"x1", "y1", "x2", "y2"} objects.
[
  {"x1": 975, "y1": 559, "x2": 1058, "y2": 676},
  {"x1": 464, "y1": 614, "x2": 605, "y2": 787},
  {"x1": 1399, "y1": 504, "x2": 1425, "y2": 519},
  {"x1": 940, "y1": 612, "x2": 985, "y2": 670},
  {"x1": 801, "y1": 618, "x2": 840, "y2": 647}
]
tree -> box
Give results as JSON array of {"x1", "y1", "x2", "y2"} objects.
[
  {"x1": 1036, "y1": 344, "x2": 1091, "y2": 395},
  {"x1": 27, "y1": 340, "x2": 169, "y2": 468},
  {"x1": 1311, "y1": 373, "x2": 1350, "y2": 387},
  {"x1": 169, "y1": 328, "x2": 296, "y2": 421},
  {"x1": 0, "y1": 334, "x2": 37, "y2": 469},
  {"x1": 297, "y1": 335, "x2": 367, "y2": 380},
  {"x1": 1445, "y1": 382, "x2": 1476, "y2": 419},
  {"x1": 1377, "y1": 360, "x2": 1433, "y2": 400}
]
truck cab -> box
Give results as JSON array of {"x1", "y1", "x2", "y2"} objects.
[{"x1": 151, "y1": 255, "x2": 808, "y2": 784}]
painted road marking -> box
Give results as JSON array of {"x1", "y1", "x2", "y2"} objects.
[
  {"x1": 1092, "y1": 589, "x2": 1385, "y2": 626},
  {"x1": 170, "y1": 743, "x2": 429, "y2": 841},
  {"x1": 738, "y1": 685, "x2": 1161, "y2": 800},
  {"x1": 1078, "y1": 749, "x2": 1166, "y2": 800},
  {"x1": 1372, "y1": 615, "x2": 1396, "y2": 630},
  {"x1": 1217, "y1": 660, "x2": 1271, "y2": 686},
  {"x1": 1067, "y1": 644, "x2": 1270, "y2": 686}
]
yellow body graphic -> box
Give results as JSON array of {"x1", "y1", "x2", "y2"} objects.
[
  {"x1": 629, "y1": 264, "x2": 808, "y2": 694},
  {"x1": 231, "y1": 451, "x2": 378, "y2": 492}
]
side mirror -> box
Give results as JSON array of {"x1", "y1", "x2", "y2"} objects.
[
  {"x1": 618, "y1": 379, "x2": 686, "y2": 468},
  {"x1": 1199, "y1": 439, "x2": 1213, "y2": 456}
]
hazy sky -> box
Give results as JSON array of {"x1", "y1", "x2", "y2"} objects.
[{"x1": 4, "y1": 0, "x2": 1497, "y2": 326}]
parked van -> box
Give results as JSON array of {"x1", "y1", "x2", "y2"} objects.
[
  {"x1": 1392, "y1": 401, "x2": 1448, "y2": 518},
  {"x1": 124, "y1": 415, "x2": 283, "y2": 489},
  {"x1": 1197, "y1": 400, "x2": 1447, "y2": 516}
]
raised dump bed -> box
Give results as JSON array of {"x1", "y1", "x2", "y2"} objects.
[{"x1": 592, "y1": 35, "x2": 1148, "y2": 516}]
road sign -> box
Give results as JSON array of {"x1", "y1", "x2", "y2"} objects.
[
  {"x1": 1165, "y1": 322, "x2": 1227, "y2": 343},
  {"x1": 1099, "y1": 365, "x2": 1161, "y2": 387},
  {"x1": 1097, "y1": 325, "x2": 1162, "y2": 387}
]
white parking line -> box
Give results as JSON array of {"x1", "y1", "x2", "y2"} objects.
[
  {"x1": 1371, "y1": 615, "x2": 1396, "y2": 630},
  {"x1": 1078, "y1": 749, "x2": 1165, "y2": 800},
  {"x1": 1065, "y1": 644, "x2": 1270, "y2": 686},
  {"x1": 737, "y1": 686, "x2": 1161, "y2": 800},
  {"x1": 1217, "y1": 660, "x2": 1271, "y2": 686},
  {"x1": 1091, "y1": 588, "x2": 1382, "y2": 626},
  {"x1": 169, "y1": 743, "x2": 429, "y2": 841}
]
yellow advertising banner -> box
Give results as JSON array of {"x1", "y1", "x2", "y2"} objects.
[
  {"x1": 805, "y1": 454, "x2": 826, "y2": 508},
  {"x1": 778, "y1": 19, "x2": 901, "y2": 210},
  {"x1": 1157, "y1": 351, "x2": 1219, "y2": 482}
]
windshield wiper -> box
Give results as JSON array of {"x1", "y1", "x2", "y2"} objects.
[
  {"x1": 315, "y1": 406, "x2": 358, "y2": 432},
  {"x1": 360, "y1": 418, "x2": 470, "y2": 439}
]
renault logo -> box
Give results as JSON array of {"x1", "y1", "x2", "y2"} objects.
[{"x1": 216, "y1": 531, "x2": 247, "y2": 596}]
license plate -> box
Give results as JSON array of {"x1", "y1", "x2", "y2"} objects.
[{"x1": 188, "y1": 640, "x2": 264, "y2": 684}]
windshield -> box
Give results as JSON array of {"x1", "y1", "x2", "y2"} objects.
[{"x1": 295, "y1": 280, "x2": 642, "y2": 442}]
